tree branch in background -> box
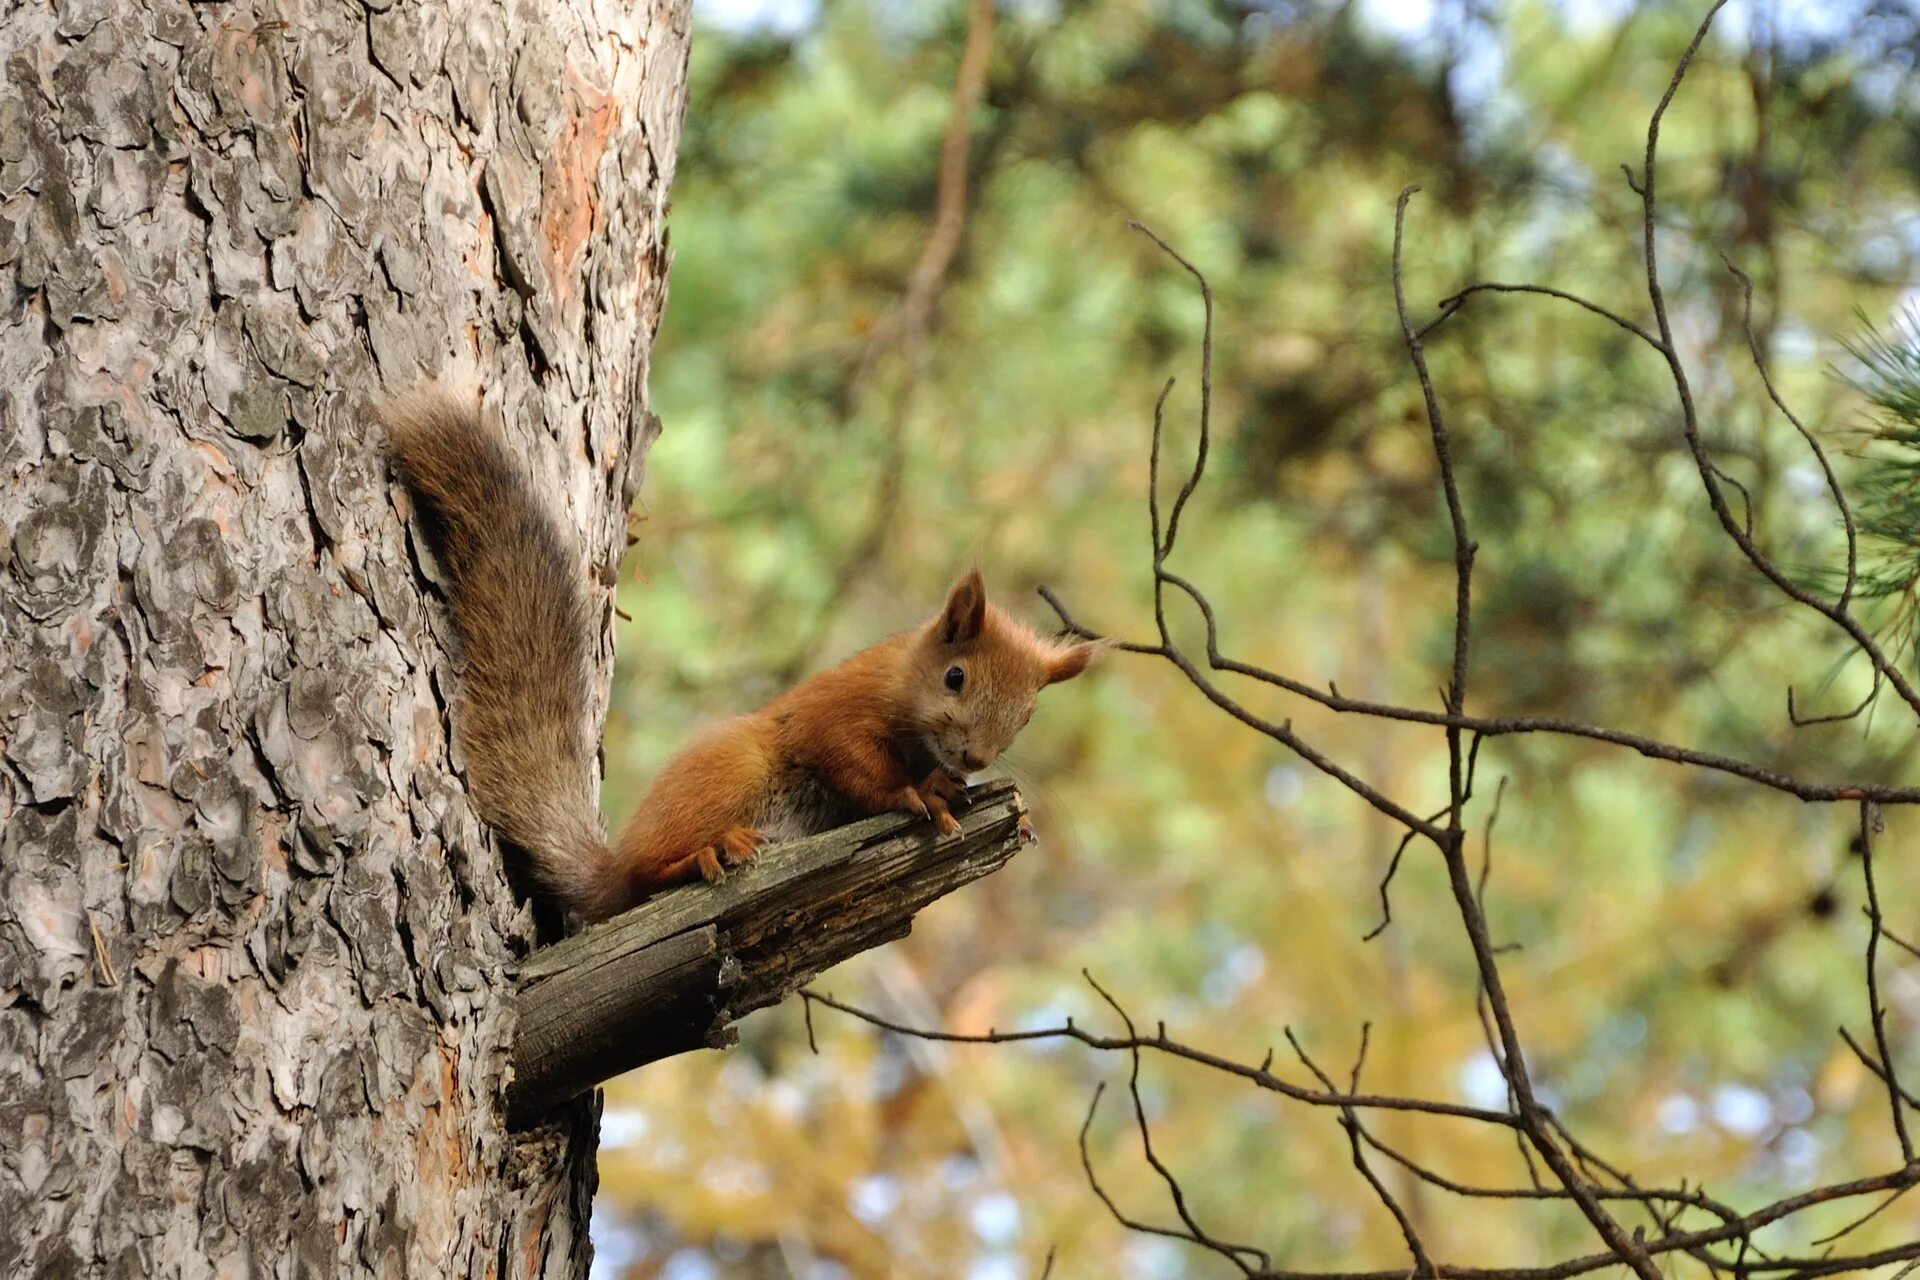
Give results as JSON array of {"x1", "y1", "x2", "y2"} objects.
[
  {"x1": 1631, "y1": 0, "x2": 1920, "y2": 721},
  {"x1": 805, "y1": 4, "x2": 1920, "y2": 1276},
  {"x1": 1857, "y1": 800, "x2": 1913, "y2": 1163},
  {"x1": 773, "y1": 0, "x2": 999, "y2": 682}
]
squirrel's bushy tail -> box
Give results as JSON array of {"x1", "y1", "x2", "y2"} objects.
[{"x1": 383, "y1": 386, "x2": 628, "y2": 920}]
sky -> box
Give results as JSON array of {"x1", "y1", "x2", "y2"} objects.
[
  {"x1": 691, "y1": 0, "x2": 1873, "y2": 47},
  {"x1": 686, "y1": 0, "x2": 1887, "y2": 139}
]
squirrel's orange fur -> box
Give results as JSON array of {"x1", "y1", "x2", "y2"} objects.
[{"x1": 383, "y1": 385, "x2": 1098, "y2": 922}]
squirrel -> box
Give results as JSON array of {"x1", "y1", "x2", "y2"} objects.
[{"x1": 383, "y1": 384, "x2": 1100, "y2": 922}]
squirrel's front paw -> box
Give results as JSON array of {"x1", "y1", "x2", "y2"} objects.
[
  {"x1": 716, "y1": 828, "x2": 766, "y2": 869},
  {"x1": 894, "y1": 786, "x2": 933, "y2": 822},
  {"x1": 899, "y1": 778, "x2": 962, "y2": 836},
  {"x1": 1016, "y1": 813, "x2": 1037, "y2": 845},
  {"x1": 696, "y1": 829, "x2": 767, "y2": 884},
  {"x1": 916, "y1": 769, "x2": 966, "y2": 834},
  {"x1": 918, "y1": 768, "x2": 966, "y2": 805}
]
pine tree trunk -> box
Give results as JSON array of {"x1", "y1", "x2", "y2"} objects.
[{"x1": 0, "y1": 1, "x2": 688, "y2": 1273}]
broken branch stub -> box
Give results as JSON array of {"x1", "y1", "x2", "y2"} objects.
[{"x1": 506, "y1": 780, "x2": 1030, "y2": 1126}]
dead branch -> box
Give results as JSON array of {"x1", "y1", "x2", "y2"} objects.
[{"x1": 507, "y1": 781, "x2": 1029, "y2": 1126}]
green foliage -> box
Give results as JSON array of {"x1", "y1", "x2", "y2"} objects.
[
  {"x1": 597, "y1": 1, "x2": 1920, "y2": 1275},
  {"x1": 1843, "y1": 318, "x2": 1920, "y2": 669}
]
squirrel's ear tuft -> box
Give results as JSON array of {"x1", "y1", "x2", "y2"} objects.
[
  {"x1": 1045, "y1": 639, "x2": 1103, "y2": 685},
  {"x1": 939, "y1": 570, "x2": 988, "y2": 644}
]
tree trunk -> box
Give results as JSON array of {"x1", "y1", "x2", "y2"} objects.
[{"x1": 0, "y1": 0, "x2": 688, "y2": 1274}]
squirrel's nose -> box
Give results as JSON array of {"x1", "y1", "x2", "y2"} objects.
[{"x1": 960, "y1": 751, "x2": 987, "y2": 772}]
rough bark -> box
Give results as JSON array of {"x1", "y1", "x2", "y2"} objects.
[
  {"x1": 0, "y1": 0, "x2": 688, "y2": 1275},
  {"x1": 507, "y1": 781, "x2": 1031, "y2": 1127}
]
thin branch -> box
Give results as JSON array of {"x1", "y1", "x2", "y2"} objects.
[
  {"x1": 1724, "y1": 252, "x2": 1859, "y2": 612},
  {"x1": 1809, "y1": 1184, "x2": 1913, "y2": 1249},
  {"x1": 1883, "y1": 924, "x2": 1920, "y2": 965},
  {"x1": 1837, "y1": 1026, "x2": 1920, "y2": 1110},
  {"x1": 800, "y1": 982, "x2": 1518, "y2": 1125},
  {"x1": 804, "y1": 987, "x2": 1920, "y2": 1280},
  {"x1": 1038, "y1": 579, "x2": 1920, "y2": 804},
  {"x1": 1636, "y1": 0, "x2": 1920, "y2": 721},
  {"x1": 1076, "y1": 1084, "x2": 1216, "y2": 1257},
  {"x1": 1363, "y1": 823, "x2": 1423, "y2": 942},
  {"x1": 1036, "y1": 583, "x2": 1163, "y2": 654},
  {"x1": 1146, "y1": 375, "x2": 1176, "y2": 572},
  {"x1": 1092, "y1": 977, "x2": 1270, "y2": 1273},
  {"x1": 1393, "y1": 185, "x2": 1478, "y2": 830},
  {"x1": 1130, "y1": 221, "x2": 1213, "y2": 565},
  {"x1": 1477, "y1": 775, "x2": 1509, "y2": 915},
  {"x1": 1356, "y1": 1126, "x2": 1748, "y2": 1227},
  {"x1": 1425, "y1": 281, "x2": 1664, "y2": 352},
  {"x1": 1857, "y1": 800, "x2": 1913, "y2": 1160},
  {"x1": 1788, "y1": 668, "x2": 1884, "y2": 728},
  {"x1": 1288, "y1": 1026, "x2": 1439, "y2": 1278}
]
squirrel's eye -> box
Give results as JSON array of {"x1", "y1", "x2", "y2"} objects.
[{"x1": 944, "y1": 666, "x2": 966, "y2": 693}]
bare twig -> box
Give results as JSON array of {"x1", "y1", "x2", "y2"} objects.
[
  {"x1": 1635, "y1": 0, "x2": 1920, "y2": 721},
  {"x1": 804, "y1": 980, "x2": 1920, "y2": 1280},
  {"x1": 1038, "y1": 577, "x2": 1920, "y2": 805},
  {"x1": 1857, "y1": 799, "x2": 1913, "y2": 1161},
  {"x1": 1130, "y1": 222, "x2": 1213, "y2": 567},
  {"x1": 800, "y1": 979, "x2": 1517, "y2": 1125},
  {"x1": 1423, "y1": 281, "x2": 1663, "y2": 352},
  {"x1": 1288, "y1": 1026, "x2": 1438, "y2": 1277},
  {"x1": 1093, "y1": 977, "x2": 1271, "y2": 1273},
  {"x1": 1788, "y1": 668, "x2": 1884, "y2": 728},
  {"x1": 1724, "y1": 253, "x2": 1860, "y2": 612},
  {"x1": 796, "y1": 9, "x2": 1920, "y2": 1276}
]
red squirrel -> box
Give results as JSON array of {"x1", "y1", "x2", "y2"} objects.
[{"x1": 384, "y1": 385, "x2": 1099, "y2": 921}]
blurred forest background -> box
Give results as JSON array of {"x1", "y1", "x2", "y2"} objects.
[{"x1": 590, "y1": 0, "x2": 1920, "y2": 1275}]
